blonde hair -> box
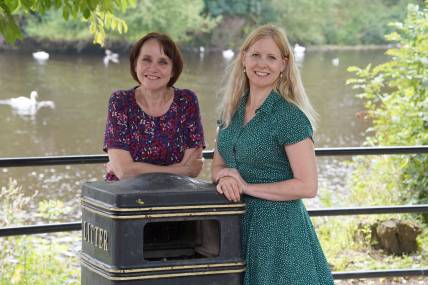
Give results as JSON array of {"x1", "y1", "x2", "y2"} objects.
[{"x1": 219, "y1": 24, "x2": 317, "y2": 130}]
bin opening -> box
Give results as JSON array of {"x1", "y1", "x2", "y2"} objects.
[{"x1": 143, "y1": 220, "x2": 220, "y2": 261}]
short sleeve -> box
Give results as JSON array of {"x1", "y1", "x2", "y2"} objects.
[
  {"x1": 181, "y1": 90, "x2": 205, "y2": 149},
  {"x1": 275, "y1": 103, "x2": 313, "y2": 145},
  {"x1": 103, "y1": 91, "x2": 130, "y2": 152}
]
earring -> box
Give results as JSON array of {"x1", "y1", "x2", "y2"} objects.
[
  {"x1": 243, "y1": 66, "x2": 246, "y2": 73},
  {"x1": 280, "y1": 72, "x2": 283, "y2": 78}
]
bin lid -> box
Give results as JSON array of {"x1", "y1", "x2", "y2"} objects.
[{"x1": 81, "y1": 173, "x2": 232, "y2": 209}]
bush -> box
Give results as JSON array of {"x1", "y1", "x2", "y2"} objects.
[
  {"x1": 347, "y1": 2, "x2": 428, "y2": 219},
  {"x1": 314, "y1": 2, "x2": 428, "y2": 271},
  {"x1": 0, "y1": 180, "x2": 80, "y2": 285}
]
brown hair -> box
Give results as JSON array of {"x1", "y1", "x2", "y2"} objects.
[{"x1": 129, "y1": 32, "x2": 183, "y2": 87}]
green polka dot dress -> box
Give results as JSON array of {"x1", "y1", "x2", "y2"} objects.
[{"x1": 217, "y1": 91, "x2": 334, "y2": 285}]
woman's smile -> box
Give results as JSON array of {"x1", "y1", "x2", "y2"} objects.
[
  {"x1": 254, "y1": 71, "x2": 270, "y2": 77},
  {"x1": 144, "y1": 74, "x2": 161, "y2": 80}
]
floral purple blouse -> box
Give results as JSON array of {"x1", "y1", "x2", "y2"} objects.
[{"x1": 103, "y1": 87, "x2": 205, "y2": 181}]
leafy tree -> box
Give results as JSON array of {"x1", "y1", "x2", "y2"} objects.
[
  {"x1": 24, "y1": 10, "x2": 91, "y2": 42},
  {"x1": 202, "y1": 0, "x2": 276, "y2": 27},
  {"x1": 2, "y1": 0, "x2": 421, "y2": 48},
  {"x1": 13, "y1": 0, "x2": 217, "y2": 46},
  {"x1": 347, "y1": 2, "x2": 428, "y2": 219},
  {"x1": 272, "y1": 0, "x2": 334, "y2": 45},
  {"x1": 0, "y1": 0, "x2": 136, "y2": 45},
  {"x1": 118, "y1": 0, "x2": 218, "y2": 43},
  {"x1": 332, "y1": 0, "x2": 417, "y2": 45},
  {"x1": 203, "y1": 0, "x2": 270, "y2": 18},
  {"x1": 271, "y1": 0, "x2": 417, "y2": 45}
]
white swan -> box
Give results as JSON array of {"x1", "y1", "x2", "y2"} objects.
[
  {"x1": 103, "y1": 49, "x2": 119, "y2": 66},
  {"x1": 9, "y1": 90, "x2": 38, "y2": 109},
  {"x1": 332, "y1": 57, "x2": 340, "y2": 66},
  {"x1": 293, "y1": 44, "x2": 306, "y2": 55},
  {"x1": 0, "y1": 91, "x2": 55, "y2": 116},
  {"x1": 293, "y1": 44, "x2": 306, "y2": 64},
  {"x1": 32, "y1": 51, "x2": 49, "y2": 62},
  {"x1": 222, "y1": 49, "x2": 234, "y2": 60}
]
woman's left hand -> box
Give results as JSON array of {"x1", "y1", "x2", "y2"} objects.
[{"x1": 217, "y1": 168, "x2": 248, "y2": 194}]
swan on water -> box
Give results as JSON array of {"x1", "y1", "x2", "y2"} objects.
[
  {"x1": 199, "y1": 46, "x2": 205, "y2": 59},
  {"x1": 332, "y1": 57, "x2": 340, "y2": 66},
  {"x1": 222, "y1": 49, "x2": 234, "y2": 60},
  {"x1": 103, "y1": 49, "x2": 119, "y2": 66},
  {"x1": 32, "y1": 51, "x2": 50, "y2": 62},
  {"x1": 293, "y1": 44, "x2": 306, "y2": 64},
  {"x1": 293, "y1": 44, "x2": 306, "y2": 55},
  {"x1": 0, "y1": 90, "x2": 55, "y2": 116}
]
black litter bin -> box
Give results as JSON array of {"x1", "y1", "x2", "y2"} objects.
[{"x1": 80, "y1": 173, "x2": 245, "y2": 285}]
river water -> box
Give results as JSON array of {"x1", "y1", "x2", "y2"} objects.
[{"x1": 0, "y1": 49, "x2": 388, "y2": 221}]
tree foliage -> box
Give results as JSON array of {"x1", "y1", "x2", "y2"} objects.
[
  {"x1": 21, "y1": 0, "x2": 217, "y2": 45},
  {"x1": 0, "y1": 0, "x2": 422, "y2": 47},
  {"x1": 271, "y1": 0, "x2": 419, "y2": 45},
  {"x1": 202, "y1": 0, "x2": 420, "y2": 46},
  {"x1": 202, "y1": 0, "x2": 276, "y2": 22},
  {"x1": 0, "y1": 0, "x2": 136, "y2": 45},
  {"x1": 347, "y1": 2, "x2": 428, "y2": 219},
  {"x1": 118, "y1": 0, "x2": 218, "y2": 43}
]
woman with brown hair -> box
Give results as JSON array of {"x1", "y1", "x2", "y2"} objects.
[{"x1": 104, "y1": 33, "x2": 205, "y2": 181}]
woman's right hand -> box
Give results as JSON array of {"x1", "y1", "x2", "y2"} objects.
[
  {"x1": 105, "y1": 161, "x2": 114, "y2": 174},
  {"x1": 216, "y1": 168, "x2": 248, "y2": 194},
  {"x1": 181, "y1": 148, "x2": 203, "y2": 177},
  {"x1": 216, "y1": 176, "x2": 242, "y2": 202}
]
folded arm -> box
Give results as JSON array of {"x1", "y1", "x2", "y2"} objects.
[{"x1": 107, "y1": 147, "x2": 203, "y2": 180}]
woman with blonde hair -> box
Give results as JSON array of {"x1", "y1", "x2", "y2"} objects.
[{"x1": 212, "y1": 24, "x2": 334, "y2": 284}]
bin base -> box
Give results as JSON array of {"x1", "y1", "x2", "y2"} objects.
[{"x1": 81, "y1": 265, "x2": 243, "y2": 285}]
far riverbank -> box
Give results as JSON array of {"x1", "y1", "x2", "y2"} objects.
[{"x1": 0, "y1": 37, "x2": 390, "y2": 55}]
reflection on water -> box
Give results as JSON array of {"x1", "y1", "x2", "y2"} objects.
[{"x1": 0, "y1": 49, "x2": 387, "y2": 220}]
